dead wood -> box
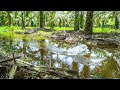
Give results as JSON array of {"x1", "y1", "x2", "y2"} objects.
[{"x1": 0, "y1": 56, "x2": 21, "y2": 63}]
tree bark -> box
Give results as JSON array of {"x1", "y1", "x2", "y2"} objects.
[
  {"x1": 14, "y1": 11, "x2": 17, "y2": 26},
  {"x1": 59, "y1": 19, "x2": 62, "y2": 27},
  {"x1": 21, "y1": 11, "x2": 25, "y2": 29},
  {"x1": 115, "y1": 15, "x2": 119, "y2": 29},
  {"x1": 80, "y1": 12, "x2": 84, "y2": 29},
  {"x1": 40, "y1": 11, "x2": 44, "y2": 28},
  {"x1": 84, "y1": 11, "x2": 94, "y2": 35},
  {"x1": 74, "y1": 11, "x2": 79, "y2": 31},
  {"x1": 1, "y1": 11, "x2": 5, "y2": 26},
  {"x1": 7, "y1": 11, "x2": 11, "y2": 27}
]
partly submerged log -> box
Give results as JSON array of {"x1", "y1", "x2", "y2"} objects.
[{"x1": 0, "y1": 56, "x2": 21, "y2": 63}]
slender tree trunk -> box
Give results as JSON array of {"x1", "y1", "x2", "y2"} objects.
[
  {"x1": 80, "y1": 12, "x2": 84, "y2": 29},
  {"x1": 40, "y1": 11, "x2": 44, "y2": 28},
  {"x1": 50, "y1": 11, "x2": 56, "y2": 29},
  {"x1": 102, "y1": 20, "x2": 105, "y2": 27},
  {"x1": 14, "y1": 11, "x2": 17, "y2": 26},
  {"x1": 45, "y1": 13, "x2": 48, "y2": 26},
  {"x1": 115, "y1": 15, "x2": 119, "y2": 29},
  {"x1": 59, "y1": 19, "x2": 62, "y2": 27},
  {"x1": 1, "y1": 11, "x2": 5, "y2": 26},
  {"x1": 43, "y1": 13, "x2": 45, "y2": 27},
  {"x1": 21, "y1": 11, "x2": 25, "y2": 29},
  {"x1": 7, "y1": 11, "x2": 11, "y2": 27},
  {"x1": 74, "y1": 11, "x2": 79, "y2": 31},
  {"x1": 84, "y1": 11, "x2": 93, "y2": 35}
]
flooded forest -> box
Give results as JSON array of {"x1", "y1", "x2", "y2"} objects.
[{"x1": 0, "y1": 11, "x2": 120, "y2": 79}]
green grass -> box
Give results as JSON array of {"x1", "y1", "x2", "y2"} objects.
[
  {"x1": 0, "y1": 26, "x2": 22, "y2": 39},
  {"x1": 37, "y1": 31, "x2": 53, "y2": 37},
  {"x1": 93, "y1": 27, "x2": 120, "y2": 33},
  {"x1": 45, "y1": 27, "x2": 74, "y2": 31},
  {"x1": 1, "y1": 26, "x2": 120, "y2": 39},
  {"x1": 0, "y1": 26, "x2": 21, "y2": 31}
]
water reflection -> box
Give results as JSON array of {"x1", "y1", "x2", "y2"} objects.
[
  {"x1": 0, "y1": 34, "x2": 120, "y2": 79},
  {"x1": 81, "y1": 65, "x2": 90, "y2": 79},
  {"x1": 72, "y1": 61, "x2": 79, "y2": 72}
]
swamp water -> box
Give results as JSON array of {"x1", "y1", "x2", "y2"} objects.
[{"x1": 0, "y1": 34, "x2": 120, "y2": 79}]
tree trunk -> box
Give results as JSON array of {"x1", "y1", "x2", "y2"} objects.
[
  {"x1": 21, "y1": 11, "x2": 25, "y2": 29},
  {"x1": 74, "y1": 11, "x2": 79, "y2": 31},
  {"x1": 115, "y1": 15, "x2": 119, "y2": 29},
  {"x1": 84, "y1": 11, "x2": 93, "y2": 35},
  {"x1": 7, "y1": 11, "x2": 11, "y2": 27},
  {"x1": 102, "y1": 20, "x2": 105, "y2": 27},
  {"x1": 40, "y1": 11, "x2": 44, "y2": 28},
  {"x1": 80, "y1": 12, "x2": 84, "y2": 29},
  {"x1": 14, "y1": 11, "x2": 17, "y2": 26},
  {"x1": 1, "y1": 11, "x2": 5, "y2": 26},
  {"x1": 59, "y1": 19, "x2": 62, "y2": 27},
  {"x1": 43, "y1": 13, "x2": 45, "y2": 27}
]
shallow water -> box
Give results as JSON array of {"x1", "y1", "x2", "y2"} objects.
[{"x1": 0, "y1": 34, "x2": 120, "y2": 79}]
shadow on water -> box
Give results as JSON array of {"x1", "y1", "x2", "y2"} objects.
[{"x1": 0, "y1": 34, "x2": 120, "y2": 79}]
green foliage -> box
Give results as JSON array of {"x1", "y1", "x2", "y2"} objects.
[
  {"x1": 46, "y1": 27, "x2": 74, "y2": 31},
  {"x1": 93, "y1": 27, "x2": 120, "y2": 33},
  {"x1": 0, "y1": 26, "x2": 19, "y2": 31}
]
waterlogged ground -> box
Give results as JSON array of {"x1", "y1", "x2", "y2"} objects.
[{"x1": 0, "y1": 33, "x2": 120, "y2": 79}]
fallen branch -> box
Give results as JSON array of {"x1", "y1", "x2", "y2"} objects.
[{"x1": 0, "y1": 56, "x2": 21, "y2": 63}]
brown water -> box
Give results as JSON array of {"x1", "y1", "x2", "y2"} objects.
[{"x1": 0, "y1": 34, "x2": 120, "y2": 79}]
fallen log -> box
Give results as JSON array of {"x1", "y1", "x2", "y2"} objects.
[{"x1": 0, "y1": 56, "x2": 21, "y2": 63}]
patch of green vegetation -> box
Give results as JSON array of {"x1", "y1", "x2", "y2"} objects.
[
  {"x1": 93, "y1": 27, "x2": 120, "y2": 33},
  {"x1": 36, "y1": 36, "x2": 45, "y2": 41},
  {"x1": 0, "y1": 26, "x2": 23, "y2": 32},
  {"x1": 45, "y1": 27, "x2": 74, "y2": 31},
  {"x1": 37, "y1": 31, "x2": 53, "y2": 37},
  {"x1": 0, "y1": 31, "x2": 16, "y2": 39},
  {"x1": 1, "y1": 26, "x2": 120, "y2": 40}
]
